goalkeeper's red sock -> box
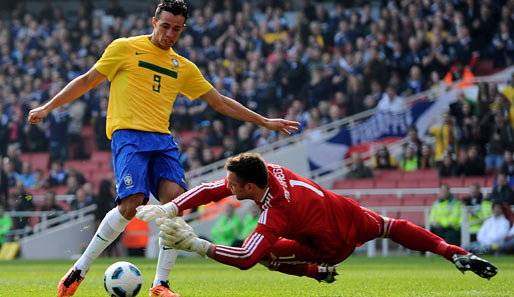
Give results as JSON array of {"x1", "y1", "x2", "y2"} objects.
[
  {"x1": 273, "y1": 263, "x2": 320, "y2": 280},
  {"x1": 385, "y1": 219, "x2": 468, "y2": 262}
]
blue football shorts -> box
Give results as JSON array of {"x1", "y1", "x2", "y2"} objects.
[{"x1": 111, "y1": 129, "x2": 187, "y2": 205}]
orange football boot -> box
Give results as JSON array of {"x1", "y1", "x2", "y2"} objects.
[
  {"x1": 150, "y1": 281, "x2": 181, "y2": 297},
  {"x1": 57, "y1": 267, "x2": 84, "y2": 297}
]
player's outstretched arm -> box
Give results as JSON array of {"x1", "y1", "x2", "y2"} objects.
[
  {"x1": 28, "y1": 68, "x2": 106, "y2": 124},
  {"x1": 201, "y1": 88, "x2": 300, "y2": 135}
]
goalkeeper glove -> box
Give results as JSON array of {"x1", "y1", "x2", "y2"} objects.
[
  {"x1": 159, "y1": 218, "x2": 210, "y2": 256},
  {"x1": 135, "y1": 202, "x2": 179, "y2": 222}
]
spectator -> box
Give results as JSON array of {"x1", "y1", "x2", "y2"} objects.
[
  {"x1": 47, "y1": 160, "x2": 66, "y2": 186},
  {"x1": 402, "y1": 65, "x2": 426, "y2": 96},
  {"x1": 376, "y1": 84, "x2": 405, "y2": 113},
  {"x1": 46, "y1": 106, "x2": 70, "y2": 161},
  {"x1": 82, "y1": 182, "x2": 96, "y2": 204},
  {"x1": 428, "y1": 112, "x2": 460, "y2": 163},
  {"x1": 439, "y1": 154, "x2": 458, "y2": 177},
  {"x1": 450, "y1": 90, "x2": 475, "y2": 127},
  {"x1": 484, "y1": 112, "x2": 514, "y2": 169},
  {"x1": 490, "y1": 21, "x2": 514, "y2": 68},
  {"x1": 65, "y1": 175, "x2": 81, "y2": 195},
  {"x1": 206, "y1": 119, "x2": 225, "y2": 147},
  {"x1": 423, "y1": 33, "x2": 451, "y2": 79},
  {"x1": 211, "y1": 203, "x2": 243, "y2": 247},
  {"x1": 234, "y1": 124, "x2": 254, "y2": 154},
  {"x1": 32, "y1": 168, "x2": 47, "y2": 190},
  {"x1": 6, "y1": 144, "x2": 22, "y2": 173},
  {"x1": 500, "y1": 150, "x2": 514, "y2": 184},
  {"x1": 70, "y1": 187, "x2": 94, "y2": 211},
  {"x1": 65, "y1": 166, "x2": 87, "y2": 186},
  {"x1": 443, "y1": 60, "x2": 474, "y2": 89},
  {"x1": 497, "y1": 223, "x2": 514, "y2": 254},
  {"x1": 241, "y1": 204, "x2": 260, "y2": 240},
  {"x1": 464, "y1": 202, "x2": 510, "y2": 254},
  {"x1": 419, "y1": 144, "x2": 436, "y2": 169},
  {"x1": 0, "y1": 204, "x2": 12, "y2": 247},
  {"x1": 429, "y1": 183, "x2": 462, "y2": 245},
  {"x1": 458, "y1": 145, "x2": 485, "y2": 176},
  {"x1": 123, "y1": 217, "x2": 150, "y2": 257},
  {"x1": 400, "y1": 145, "x2": 418, "y2": 172},
  {"x1": 405, "y1": 126, "x2": 423, "y2": 157},
  {"x1": 488, "y1": 173, "x2": 514, "y2": 205},
  {"x1": 9, "y1": 181, "x2": 34, "y2": 229},
  {"x1": 220, "y1": 136, "x2": 236, "y2": 160},
  {"x1": 346, "y1": 152, "x2": 373, "y2": 179},
  {"x1": 67, "y1": 99, "x2": 87, "y2": 159},
  {"x1": 3, "y1": 158, "x2": 18, "y2": 188},
  {"x1": 462, "y1": 183, "x2": 486, "y2": 242},
  {"x1": 39, "y1": 190, "x2": 65, "y2": 226},
  {"x1": 372, "y1": 144, "x2": 397, "y2": 170},
  {"x1": 15, "y1": 162, "x2": 35, "y2": 189}
]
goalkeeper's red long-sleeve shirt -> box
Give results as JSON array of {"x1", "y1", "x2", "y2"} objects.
[{"x1": 172, "y1": 163, "x2": 383, "y2": 270}]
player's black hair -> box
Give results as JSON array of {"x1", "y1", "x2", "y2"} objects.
[
  {"x1": 225, "y1": 153, "x2": 268, "y2": 189},
  {"x1": 155, "y1": 0, "x2": 188, "y2": 22}
]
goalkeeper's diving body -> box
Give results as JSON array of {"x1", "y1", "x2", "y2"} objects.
[{"x1": 137, "y1": 153, "x2": 498, "y2": 283}]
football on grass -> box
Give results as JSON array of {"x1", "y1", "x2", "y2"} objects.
[{"x1": 104, "y1": 261, "x2": 143, "y2": 297}]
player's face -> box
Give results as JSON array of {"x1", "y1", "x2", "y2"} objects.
[
  {"x1": 152, "y1": 11, "x2": 186, "y2": 49},
  {"x1": 226, "y1": 171, "x2": 250, "y2": 200}
]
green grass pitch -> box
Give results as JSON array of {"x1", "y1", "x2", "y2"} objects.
[{"x1": 1, "y1": 256, "x2": 513, "y2": 296}]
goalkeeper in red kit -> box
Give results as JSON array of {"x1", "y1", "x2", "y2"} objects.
[{"x1": 136, "y1": 153, "x2": 497, "y2": 283}]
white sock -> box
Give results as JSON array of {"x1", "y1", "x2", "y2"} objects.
[
  {"x1": 153, "y1": 237, "x2": 178, "y2": 287},
  {"x1": 75, "y1": 208, "x2": 130, "y2": 277}
]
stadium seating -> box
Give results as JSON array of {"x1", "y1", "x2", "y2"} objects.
[{"x1": 332, "y1": 169, "x2": 495, "y2": 227}]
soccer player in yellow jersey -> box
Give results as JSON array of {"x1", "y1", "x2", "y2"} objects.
[{"x1": 27, "y1": 1, "x2": 299, "y2": 296}]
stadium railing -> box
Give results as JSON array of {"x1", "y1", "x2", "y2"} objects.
[{"x1": 6, "y1": 204, "x2": 97, "y2": 240}]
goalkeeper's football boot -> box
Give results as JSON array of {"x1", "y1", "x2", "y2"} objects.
[
  {"x1": 317, "y1": 265, "x2": 339, "y2": 283},
  {"x1": 57, "y1": 267, "x2": 84, "y2": 297},
  {"x1": 150, "y1": 280, "x2": 181, "y2": 297},
  {"x1": 453, "y1": 253, "x2": 498, "y2": 279}
]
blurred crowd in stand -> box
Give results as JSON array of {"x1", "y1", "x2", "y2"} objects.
[{"x1": 1, "y1": 0, "x2": 514, "y2": 253}]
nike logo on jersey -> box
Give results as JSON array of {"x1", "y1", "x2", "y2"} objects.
[
  {"x1": 96, "y1": 234, "x2": 109, "y2": 242},
  {"x1": 163, "y1": 246, "x2": 173, "y2": 250},
  {"x1": 135, "y1": 52, "x2": 145, "y2": 55}
]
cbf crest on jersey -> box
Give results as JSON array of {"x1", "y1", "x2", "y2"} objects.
[{"x1": 172, "y1": 57, "x2": 179, "y2": 68}]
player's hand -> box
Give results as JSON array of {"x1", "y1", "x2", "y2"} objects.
[
  {"x1": 27, "y1": 106, "x2": 49, "y2": 124},
  {"x1": 159, "y1": 218, "x2": 210, "y2": 255},
  {"x1": 136, "y1": 202, "x2": 178, "y2": 222},
  {"x1": 264, "y1": 118, "x2": 301, "y2": 135}
]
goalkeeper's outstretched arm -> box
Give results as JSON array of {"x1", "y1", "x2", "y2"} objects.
[{"x1": 136, "y1": 179, "x2": 233, "y2": 222}]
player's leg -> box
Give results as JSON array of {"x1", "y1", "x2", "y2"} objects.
[
  {"x1": 148, "y1": 148, "x2": 187, "y2": 297},
  {"x1": 382, "y1": 216, "x2": 497, "y2": 279},
  {"x1": 58, "y1": 133, "x2": 151, "y2": 297},
  {"x1": 58, "y1": 194, "x2": 143, "y2": 297},
  {"x1": 259, "y1": 238, "x2": 338, "y2": 283},
  {"x1": 150, "y1": 179, "x2": 185, "y2": 297}
]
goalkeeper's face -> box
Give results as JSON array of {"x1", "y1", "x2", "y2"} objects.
[
  {"x1": 226, "y1": 171, "x2": 251, "y2": 200},
  {"x1": 152, "y1": 11, "x2": 186, "y2": 49}
]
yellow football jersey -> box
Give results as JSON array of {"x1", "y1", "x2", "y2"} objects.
[{"x1": 94, "y1": 35, "x2": 213, "y2": 139}]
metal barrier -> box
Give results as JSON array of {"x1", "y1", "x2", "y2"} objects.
[{"x1": 6, "y1": 204, "x2": 97, "y2": 240}]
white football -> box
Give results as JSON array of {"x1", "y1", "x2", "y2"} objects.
[{"x1": 103, "y1": 261, "x2": 143, "y2": 297}]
